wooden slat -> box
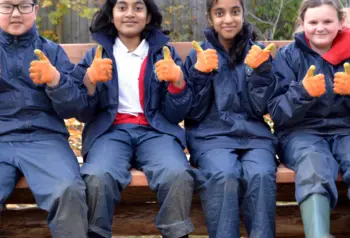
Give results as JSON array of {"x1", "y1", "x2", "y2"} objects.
[
  {"x1": 2, "y1": 204, "x2": 350, "y2": 237},
  {"x1": 60, "y1": 40, "x2": 292, "y2": 64},
  {"x1": 7, "y1": 166, "x2": 348, "y2": 204}
]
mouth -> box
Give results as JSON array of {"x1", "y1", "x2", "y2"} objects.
[{"x1": 10, "y1": 22, "x2": 22, "y2": 25}]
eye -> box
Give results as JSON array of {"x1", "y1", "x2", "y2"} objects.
[
  {"x1": 232, "y1": 9, "x2": 241, "y2": 15},
  {"x1": 116, "y1": 5, "x2": 126, "y2": 11},
  {"x1": 215, "y1": 11, "x2": 224, "y2": 17},
  {"x1": 135, "y1": 6, "x2": 144, "y2": 11}
]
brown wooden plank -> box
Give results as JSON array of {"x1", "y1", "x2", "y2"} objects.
[
  {"x1": 1, "y1": 204, "x2": 350, "y2": 237},
  {"x1": 60, "y1": 41, "x2": 293, "y2": 64},
  {"x1": 8, "y1": 165, "x2": 347, "y2": 204}
]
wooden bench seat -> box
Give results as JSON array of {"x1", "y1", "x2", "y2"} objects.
[{"x1": 1, "y1": 41, "x2": 350, "y2": 238}]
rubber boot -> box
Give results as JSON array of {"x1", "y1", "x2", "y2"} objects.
[{"x1": 300, "y1": 194, "x2": 331, "y2": 238}]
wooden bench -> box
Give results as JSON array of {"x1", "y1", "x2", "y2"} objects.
[{"x1": 1, "y1": 41, "x2": 350, "y2": 238}]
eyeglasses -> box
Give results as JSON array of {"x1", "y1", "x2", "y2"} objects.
[{"x1": 0, "y1": 3, "x2": 35, "y2": 14}]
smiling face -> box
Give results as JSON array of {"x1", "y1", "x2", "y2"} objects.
[
  {"x1": 0, "y1": 0, "x2": 38, "y2": 35},
  {"x1": 300, "y1": 4, "x2": 343, "y2": 54},
  {"x1": 208, "y1": 0, "x2": 244, "y2": 48},
  {"x1": 112, "y1": 0, "x2": 151, "y2": 41}
]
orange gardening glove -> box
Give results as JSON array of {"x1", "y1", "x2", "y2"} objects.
[
  {"x1": 155, "y1": 46, "x2": 182, "y2": 83},
  {"x1": 192, "y1": 41, "x2": 218, "y2": 73},
  {"x1": 244, "y1": 43, "x2": 275, "y2": 69},
  {"x1": 29, "y1": 49, "x2": 58, "y2": 85},
  {"x1": 87, "y1": 45, "x2": 113, "y2": 84},
  {"x1": 302, "y1": 65, "x2": 326, "y2": 97},
  {"x1": 334, "y1": 63, "x2": 350, "y2": 95}
]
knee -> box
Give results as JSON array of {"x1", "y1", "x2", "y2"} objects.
[
  {"x1": 209, "y1": 170, "x2": 241, "y2": 187},
  {"x1": 54, "y1": 179, "x2": 86, "y2": 201},
  {"x1": 246, "y1": 167, "x2": 276, "y2": 185},
  {"x1": 158, "y1": 166, "x2": 194, "y2": 190},
  {"x1": 83, "y1": 172, "x2": 116, "y2": 192}
]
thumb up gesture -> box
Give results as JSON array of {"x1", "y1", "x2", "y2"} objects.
[
  {"x1": 87, "y1": 45, "x2": 113, "y2": 84},
  {"x1": 192, "y1": 41, "x2": 218, "y2": 73},
  {"x1": 155, "y1": 46, "x2": 182, "y2": 83},
  {"x1": 302, "y1": 65, "x2": 326, "y2": 97},
  {"x1": 244, "y1": 43, "x2": 275, "y2": 69},
  {"x1": 334, "y1": 63, "x2": 350, "y2": 95},
  {"x1": 29, "y1": 49, "x2": 59, "y2": 87}
]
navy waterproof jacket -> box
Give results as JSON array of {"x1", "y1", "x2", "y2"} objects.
[
  {"x1": 0, "y1": 25, "x2": 84, "y2": 142},
  {"x1": 184, "y1": 28, "x2": 277, "y2": 159},
  {"x1": 71, "y1": 28, "x2": 193, "y2": 157},
  {"x1": 268, "y1": 32, "x2": 350, "y2": 140}
]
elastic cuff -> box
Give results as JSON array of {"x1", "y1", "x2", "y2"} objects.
[
  {"x1": 168, "y1": 81, "x2": 187, "y2": 94},
  {"x1": 157, "y1": 217, "x2": 194, "y2": 238}
]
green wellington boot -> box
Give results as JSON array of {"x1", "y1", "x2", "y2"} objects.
[{"x1": 300, "y1": 194, "x2": 331, "y2": 238}]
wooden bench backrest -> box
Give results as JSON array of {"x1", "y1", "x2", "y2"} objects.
[{"x1": 61, "y1": 41, "x2": 293, "y2": 64}]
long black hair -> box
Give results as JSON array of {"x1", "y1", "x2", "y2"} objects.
[
  {"x1": 207, "y1": 0, "x2": 257, "y2": 68},
  {"x1": 90, "y1": 0, "x2": 164, "y2": 38}
]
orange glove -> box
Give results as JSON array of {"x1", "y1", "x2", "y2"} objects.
[
  {"x1": 244, "y1": 43, "x2": 275, "y2": 69},
  {"x1": 87, "y1": 45, "x2": 113, "y2": 84},
  {"x1": 302, "y1": 65, "x2": 326, "y2": 97},
  {"x1": 29, "y1": 49, "x2": 58, "y2": 85},
  {"x1": 334, "y1": 63, "x2": 350, "y2": 95},
  {"x1": 155, "y1": 46, "x2": 182, "y2": 83},
  {"x1": 192, "y1": 41, "x2": 218, "y2": 73}
]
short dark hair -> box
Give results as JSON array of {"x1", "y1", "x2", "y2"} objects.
[{"x1": 90, "y1": 0, "x2": 163, "y2": 38}]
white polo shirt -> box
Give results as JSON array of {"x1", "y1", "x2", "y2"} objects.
[{"x1": 113, "y1": 37, "x2": 149, "y2": 116}]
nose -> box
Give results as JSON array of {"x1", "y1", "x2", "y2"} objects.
[
  {"x1": 223, "y1": 13, "x2": 234, "y2": 24},
  {"x1": 125, "y1": 8, "x2": 135, "y2": 18},
  {"x1": 11, "y1": 6, "x2": 21, "y2": 17}
]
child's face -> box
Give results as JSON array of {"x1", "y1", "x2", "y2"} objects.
[
  {"x1": 0, "y1": 0, "x2": 38, "y2": 36},
  {"x1": 209, "y1": 0, "x2": 243, "y2": 43},
  {"x1": 112, "y1": 0, "x2": 151, "y2": 40},
  {"x1": 300, "y1": 4, "x2": 343, "y2": 52}
]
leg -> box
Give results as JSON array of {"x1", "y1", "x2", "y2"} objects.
[
  {"x1": 81, "y1": 128, "x2": 133, "y2": 238},
  {"x1": 332, "y1": 135, "x2": 350, "y2": 199},
  {"x1": 14, "y1": 140, "x2": 88, "y2": 238},
  {"x1": 0, "y1": 142, "x2": 21, "y2": 212},
  {"x1": 135, "y1": 132, "x2": 194, "y2": 238},
  {"x1": 194, "y1": 148, "x2": 242, "y2": 238},
  {"x1": 280, "y1": 134, "x2": 338, "y2": 238},
  {"x1": 240, "y1": 149, "x2": 277, "y2": 238}
]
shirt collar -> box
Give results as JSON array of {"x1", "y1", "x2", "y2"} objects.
[{"x1": 115, "y1": 37, "x2": 149, "y2": 59}]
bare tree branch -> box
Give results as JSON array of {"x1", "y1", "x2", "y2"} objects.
[{"x1": 248, "y1": 12, "x2": 274, "y2": 26}]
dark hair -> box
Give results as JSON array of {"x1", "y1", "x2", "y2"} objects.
[
  {"x1": 206, "y1": 0, "x2": 257, "y2": 67},
  {"x1": 299, "y1": 0, "x2": 345, "y2": 22},
  {"x1": 90, "y1": 0, "x2": 163, "y2": 38},
  {"x1": 33, "y1": 0, "x2": 37, "y2": 4}
]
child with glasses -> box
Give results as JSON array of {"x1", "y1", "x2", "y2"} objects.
[{"x1": 0, "y1": 1, "x2": 89, "y2": 237}]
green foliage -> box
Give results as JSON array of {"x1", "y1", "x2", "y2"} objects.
[
  {"x1": 37, "y1": 0, "x2": 98, "y2": 42},
  {"x1": 247, "y1": 0, "x2": 350, "y2": 40},
  {"x1": 161, "y1": 0, "x2": 198, "y2": 42}
]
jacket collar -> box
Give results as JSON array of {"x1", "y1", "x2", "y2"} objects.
[{"x1": 0, "y1": 24, "x2": 38, "y2": 47}]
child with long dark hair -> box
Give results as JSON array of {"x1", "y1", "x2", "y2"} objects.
[
  {"x1": 184, "y1": 0, "x2": 277, "y2": 237},
  {"x1": 72, "y1": 0, "x2": 195, "y2": 237}
]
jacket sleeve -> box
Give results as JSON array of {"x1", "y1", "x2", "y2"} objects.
[
  {"x1": 46, "y1": 47, "x2": 99, "y2": 123},
  {"x1": 267, "y1": 47, "x2": 317, "y2": 128},
  {"x1": 183, "y1": 48, "x2": 214, "y2": 122},
  {"x1": 160, "y1": 46, "x2": 193, "y2": 124},
  {"x1": 246, "y1": 58, "x2": 276, "y2": 117}
]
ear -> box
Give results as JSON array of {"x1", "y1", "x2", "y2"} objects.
[
  {"x1": 34, "y1": 4, "x2": 39, "y2": 18},
  {"x1": 146, "y1": 14, "x2": 151, "y2": 24},
  {"x1": 298, "y1": 18, "x2": 304, "y2": 31}
]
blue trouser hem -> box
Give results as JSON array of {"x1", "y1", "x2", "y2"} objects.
[{"x1": 157, "y1": 217, "x2": 194, "y2": 238}]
